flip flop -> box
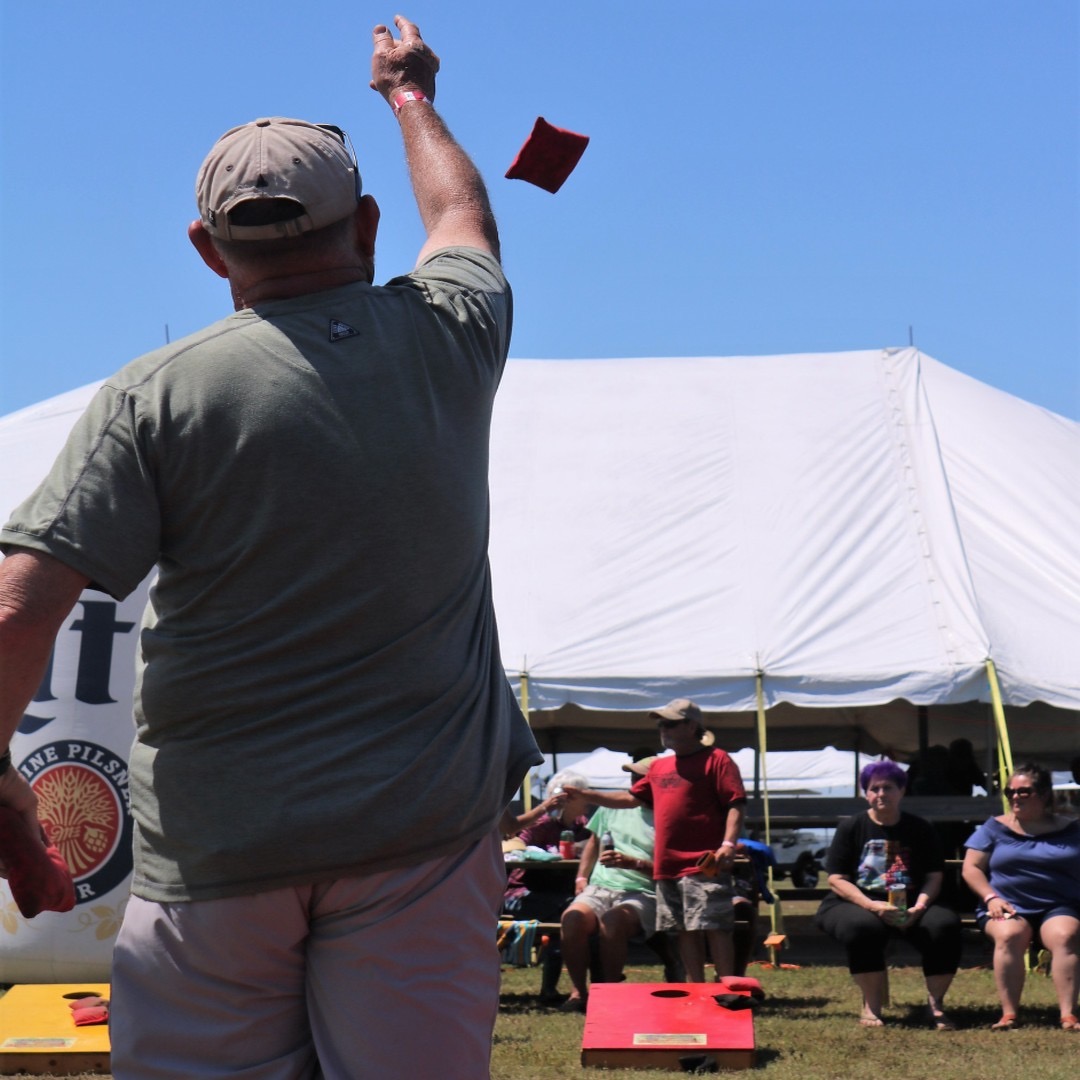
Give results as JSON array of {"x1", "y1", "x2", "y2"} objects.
[
  {"x1": 990, "y1": 1014, "x2": 1017, "y2": 1031},
  {"x1": 1061, "y1": 1014, "x2": 1079, "y2": 1032}
]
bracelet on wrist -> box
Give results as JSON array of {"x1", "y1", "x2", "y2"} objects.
[
  {"x1": 392, "y1": 89, "x2": 431, "y2": 114},
  {"x1": 984, "y1": 893, "x2": 999, "y2": 904}
]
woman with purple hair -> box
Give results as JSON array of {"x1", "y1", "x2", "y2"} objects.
[{"x1": 815, "y1": 760, "x2": 962, "y2": 1029}]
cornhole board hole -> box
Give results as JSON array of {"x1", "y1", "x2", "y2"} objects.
[
  {"x1": 581, "y1": 983, "x2": 755, "y2": 1071},
  {"x1": 0, "y1": 984, "x2": 110, "y2": 1076}
]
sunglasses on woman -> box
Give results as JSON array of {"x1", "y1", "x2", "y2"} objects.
[{"x1": 1003, "y1": 787, "x2": 1038, "y2": 799}]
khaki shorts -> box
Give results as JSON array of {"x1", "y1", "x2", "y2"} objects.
[
  {"x1": 574, "y1": 883, "x2": 657, "y2": 933},
  {"x1": 110, "y1": 834, "x2": 505, "y2": 1079},
  {"x1": 656, "y1": 872, "x2": 734, "y2": 932}
]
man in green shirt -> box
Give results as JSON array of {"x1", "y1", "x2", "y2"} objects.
[{"x1": 0, "y1": 15, "x2": 538, "y2": 1079}]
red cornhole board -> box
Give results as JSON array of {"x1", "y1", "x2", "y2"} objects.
[{"x1": 581, "y1": 983, "x2": 755, "y2": 1071}]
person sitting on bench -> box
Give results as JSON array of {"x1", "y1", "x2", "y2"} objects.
[{"x1": 559, "y1": 760, "x2": 660, "y2": 1012}]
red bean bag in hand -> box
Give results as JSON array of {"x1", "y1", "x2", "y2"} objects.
[{"x1": 0, "y1": 806, "x2": 76, "y2": 918}]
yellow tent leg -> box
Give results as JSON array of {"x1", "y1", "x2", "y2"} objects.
[
  {"x1": 985, "y1": 659, "x2": 1015, "y2": 812},
  {"x1": 756, "y1": 673, "x2": 786, "y2": 965},
  {"x1": 986, "y1": 658, "x2": 1036, "y2": 972}
]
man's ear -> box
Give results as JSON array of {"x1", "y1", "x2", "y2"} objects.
[
  {"x1": 354, "y1": 195, "x2": 380, "y2": 260},
  {"x1": 188, "y1": 220, "x2": 230, "y2": 279}
]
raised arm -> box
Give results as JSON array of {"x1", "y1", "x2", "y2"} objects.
[
  {"x1": 498, "y1": 791, "x2": 566, "y2": 837},
  {"x1": 563, "y1": 786, "x2": 642, "y2": 810},
  {"x1": 370, "y1": 15, "x2": 499, "y2": 264}
]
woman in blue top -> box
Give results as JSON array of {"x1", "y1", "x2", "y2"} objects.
[{"x1": 963, "y1": 763, "x2": 1080, "y2": 1032}]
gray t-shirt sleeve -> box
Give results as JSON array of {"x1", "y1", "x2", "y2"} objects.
[
  {"x1": 0, "y1": 383, "x2": 160, "y2": 599},
  {"x1": 389, "y1": 248, "x2": 512, "y2": 370}
]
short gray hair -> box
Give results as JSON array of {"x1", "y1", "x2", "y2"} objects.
[
  {"x1": 212, "y1": 214, "x2": 355, "y2": 271},
  {"x1": 545, "y1": 770, "x2": 588, "y2": 798}
]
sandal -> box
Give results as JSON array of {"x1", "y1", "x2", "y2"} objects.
[
  {"x1": 990, "y1": 1014, "x2": 1017, "y2": 1031},
  {"x1": 1061, "y1": 1014, "x2": 1079, "y2": 1032}
]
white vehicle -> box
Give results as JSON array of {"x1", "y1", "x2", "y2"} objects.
[{"x1": 768, "y1": 829, "x2": 829, "y2": 888}]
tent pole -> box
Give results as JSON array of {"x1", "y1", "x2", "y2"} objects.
[
  {"x1": 520, "y1": 672, "x2": 533, "y2": 811},
  {"x1": 754, "y1": 674, "x2": 771, "y2": 849},
  {"x1": 985, "y1": 659, "x2": 1014, "y2": 809},
  {"x1": 755, "y1": 672, "x2": 785, "y2": 963}
]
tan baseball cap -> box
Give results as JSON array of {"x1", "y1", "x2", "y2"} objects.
[
  {"x1": 649, "y1": 698, "x2": 703, "y2": 725},
  {"x1": 196, "y1": 117, "x2": 360, "y2": 241}
]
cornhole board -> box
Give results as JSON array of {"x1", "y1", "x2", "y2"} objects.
[
  {"x1": 0, "y1": 984, "x2": 110, "y2": 1076},
  {"x1": 581, "y1": 983, "x2": 755, "y2": 1071}
]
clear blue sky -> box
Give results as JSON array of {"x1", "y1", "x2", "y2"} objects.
[{"x1": 2, "y1": 1, "x2": 1077, "y2": 418}]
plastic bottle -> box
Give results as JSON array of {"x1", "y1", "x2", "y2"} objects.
[{"x1": 602, "y1": 830, "x2": 615, "y2": 852}]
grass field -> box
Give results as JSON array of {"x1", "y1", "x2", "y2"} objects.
[
  {"x1": 494, "y1": 960, "x2": 1076, "y2": 1079},
  {"x1": 3, "y1": 958, "x2": 1075, "y2": 1079}
]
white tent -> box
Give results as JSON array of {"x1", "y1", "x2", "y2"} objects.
[
  {"x1": 487, "y1": 348, "x2": 1080, "y2": 764},
  {"x1": 2, "y1": 347, "x2": 1078, "y2": 981},
  {"x1": 556, "y1": 747, "x2": 863, "y2": 794}
]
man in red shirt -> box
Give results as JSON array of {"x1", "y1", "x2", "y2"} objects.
[{"x1": 565, "y1": 699, "x2": 746, "y2": 981}]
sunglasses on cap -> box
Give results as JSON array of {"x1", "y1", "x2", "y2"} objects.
[{"x1": 317, "y1": 124, "x2": 362, "y2": 202}]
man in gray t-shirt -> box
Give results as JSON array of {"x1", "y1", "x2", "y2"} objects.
[{"x1": 0, "y1": 15, "x2": 539, "y2": 1078}]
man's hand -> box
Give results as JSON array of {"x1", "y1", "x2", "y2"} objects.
[
  {"x1": 371, "y1": 15, "x2": 440, "y2": 103},
  {"x1": 599, "y1": 850, "x2": 645, "y2": 872}
]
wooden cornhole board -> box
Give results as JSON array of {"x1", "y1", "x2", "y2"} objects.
[
  {"x1": 0, "y1": 984, "x2": 110, "y2": 1076},
  {"x1": 582, "y1": 983, "x2": 755, "y2": 1071}
]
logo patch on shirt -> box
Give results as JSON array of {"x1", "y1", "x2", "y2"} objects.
[{"x1": 329, "y1": 319, "x2": 359, "y2": 341}]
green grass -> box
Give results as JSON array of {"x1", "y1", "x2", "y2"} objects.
[{"x1": 493, "y1": 961, "x2": 1076, "y2": 1079}]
